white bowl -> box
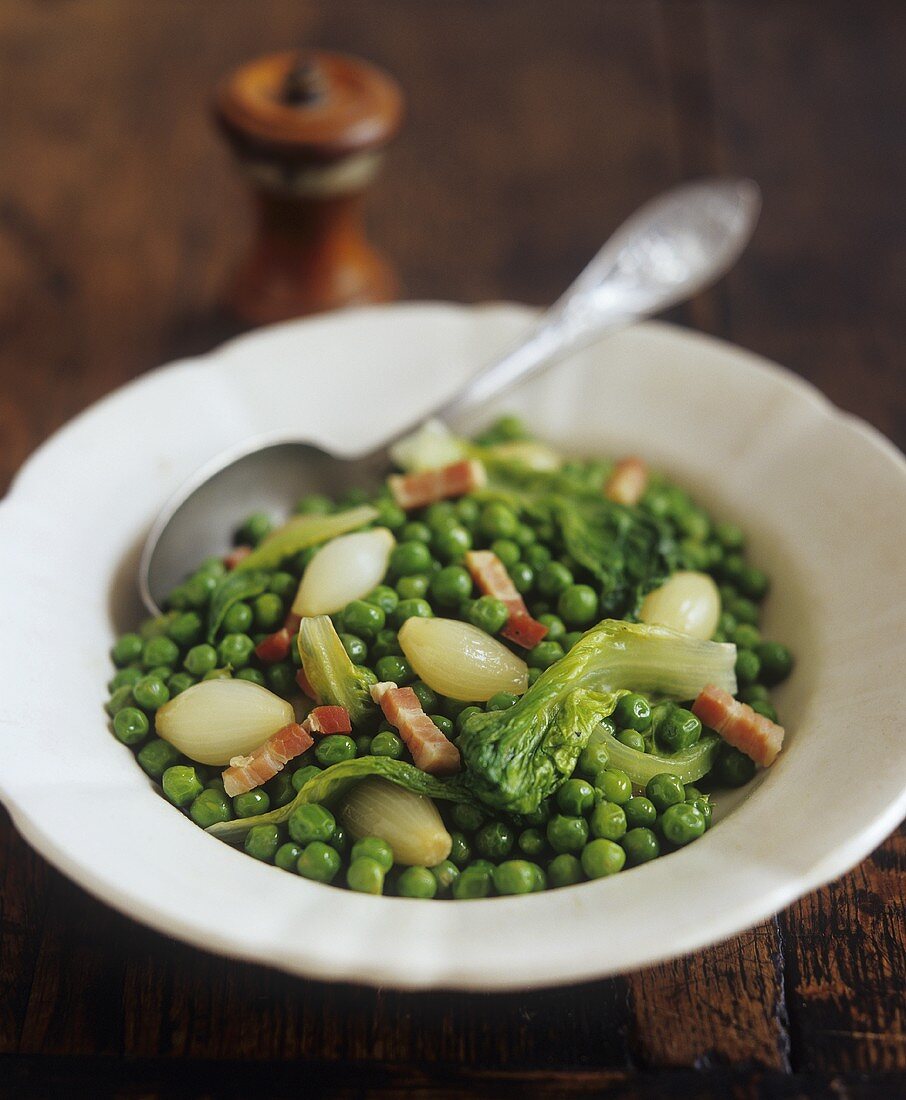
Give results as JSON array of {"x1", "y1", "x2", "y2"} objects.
[{"x1": 1, "y1": 303, "x2": 905, "y2": 991}]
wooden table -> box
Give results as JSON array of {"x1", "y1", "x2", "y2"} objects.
[{"x1": 1, "y1": 2, "x2": 904, "y2": 1096}]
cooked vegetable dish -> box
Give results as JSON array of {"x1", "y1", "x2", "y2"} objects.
[{"x1": 106, "y1": 418, "x2": 792, "y2": 898}]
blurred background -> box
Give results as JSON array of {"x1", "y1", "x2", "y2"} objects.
[{"x1": 1, "y1": 2, "x2": 904, "y2": 1092}]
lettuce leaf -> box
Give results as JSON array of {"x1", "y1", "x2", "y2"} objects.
[
  {"x1": 297, "y1": 615, "x2": 377, "y2": 726},
  {"x1": 233, "y1": 505, "x2": 377, "y2": 573},
  {"x1": 206, "y1": 570, "x2": 270, "y2": 643},
  {"x1": 206, "y1": 755, "x2": 473, "y2": 844},
  {"x1": 457, "y1": 620, "x2": 736, "y2": 814}
]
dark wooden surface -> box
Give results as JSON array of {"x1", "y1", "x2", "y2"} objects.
[{"x1": 1, "y1": 2, "x2": 904, "y2": 1096}]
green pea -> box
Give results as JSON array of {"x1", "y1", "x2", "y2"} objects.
[
  {"x1": 142, "y1": 635, "x2": 179, "y2": 670},
  {"x1": 714, "y1": 745, "x2": 757, "y2": 787},
  {"x1": 518, "y1": 827, "x2": 545, "y2": 857},
  {"x1": 557, "y1": 584, "x2": 598, "y2": 627},
  {"x1": 275, "y1": 842, "x2": 303, "y2": 872},
  {"x1": 184, "y1": 643, "x2": 218, "y2": 676},
  {"x1": 614, "y1": 693, "x2": 652, "y2": 732},
  {"x1": 374, "y1": 499, "x2": 406, "y2": 530},
  {"x1": 452, "y1": 865, "x2": 493, "y2": 899},
  {"x1": 425, "y1": 502, "x2": 457, "y2": 531},
  {"x1": 397, "y1": 866, "x2": 438, "y2": 898},
  {"x1": 731, "y1": 596, "x2": 759, "y2": 626},
  {"x1": 112, "y1": 706, "x2": 149, "y2": 746},
  {"x1": 233, "y1": 789, "x2": 270, "y2": 818},
  {"x1": 508, "y1": 562, "x2": 535, "y2": 594},
  {"x1": 244, "y1": 824, "x2": 282, "y2": 862},
  {"x1": 430, "y1": 565, "x2": 473, "y2": 606},
  {"x1": 556, "y1": 778, "x2": 595, "y2": 816},
  {"x1": 589, "y1": 801, "x2": 627, "y2": 841},
  {"x1": 448, "y1": 831, "x2": 471, "y2": 866},
  {"x1": 145, "y1": 666, "x2": 173, "y2": 683},
  {"x1": 594, "y1": 768, "x2": 632, "y2": 805},
  {"x1": 401, "y1": 521, "x2": 431, "y2": 543},
  {"x1": 108, "y1": 666, "x2": 143, "y2": 692},
  {"x1": 167, "y1": 671, "x2": 197, "y2": 696},
  {"x1": 342, "y1": 599, "x2": 385, "y2": 640},
  {"x1": 370, "y1": 730, "x2": 404, "y2": 759},
  {"x1": 266, "y1": 772, "x2": 296, "y2": 808},
  {"x1": 536, "y1": 614, "x2": 565, "y2": 641},
  {"x1": 521, "y1": 799, "x2": 552, "y2": 828},
  {"x1": 217, "y1": 633, "x2": 255, "y2": 669},
  {"x1": 295, "y1": 493, "x2": 333, "y2": 515},
  {"x1": 582, "y1": 838, "x2": 626, "y2": 878},
  {"x1": 714, "y1": 521, "x2": 745, "y2": 550},
  {"x1": 527, "y1": 640, "x2": 564, "y2": 670},
  {"x1": 486, "y1": 691, "x2": 519, "y2": 712},
  {"x1": 315, "y1": 735, "x2": 357, "y2": 767},
  {"x1": 751, "y1": 699, "x2": 779, "y2": 723},
  {"x1": 366, "y1": 585, "x2": 399, "y2": 615},
  {"x1": 111, "y1": 632, "x2": 143, "y2": 667},
  {"x1": 235, "y1": 668, "x2": 265, "y2": 687},
  {"x1": 616, "y1": 729, "x2": 646, "y2": 752},
  {"x1": 486, "y1": 539, "x2": 518, "y2": 568},
  {"x1": 236, "y1": 512, "x2": 273, "y2": 546},
  {"x1": 456, "y1": 497, "x2": 480, "y2": 526},
  {"x1": 167, "y1": 612, "x2": 203, "y2": 648},
  {"x1": 328, "y1": 824, "x2": 350, "y2": 854},
  {"x1": 390, "y1": 540, "x2": 433, "y2": 577},
  {"x1": 430, "y1": 714, "x2": 454, "y2": 738},
  {"x1": 133, "y1": 676, "x2": 169, "y2": 712},
  {"x1": 266, "y1": 662, "x2": 296, "y2": 697},
  {"x1": 189, "y1": 787, "x2": 232, "y2": 827},
  {"x1": 739, "y1": 684, "x2": 770, "y2": 703},
  {"x1": 755, "y1": 641, "x2": 793, "y2": 685},
  {"x1": 430, "y1": 858, "x2": 460, "y2": 896},
  {"x1": 351, "y1": 836, "x2": 394, "y2": 871},
  {"x1": 288, "y1": 802, "x2": 335, "y2": 844},
  {"x1": 166, "y1": 586, "x2": 188, "y2": 610},
  {"x1": 339, "y1": 633, "x2": 368, "y2": 664},
  {"x1": 375, "y1": 654, "x2": 414, "y2": 684},
  {"x1": 656, "y1": 707, "x2": 702, "y2": 753},
  {"x1": 624, "y1": 796, "x2": 657, "y2": 829},
  {"x1": 645, "y1": 773, "x2": 686, "y2": 812},
  {"x1": 297, "y1": 841, "x2": 342, "y2": 883},
  {"x1": 137, "y1": 738, "x2": 181, "y2": 780},
  {"x1": 734, "y1": 648, "x2": 761, "y2": 686},
  {"x1": 368, "y1": 629, "x2": 399, "y2": 662},
  {"x1": 433, "y1": 524, "x2": 472, "y2": 561},
  {"x1": 577, "y1": 739, "x2": 609, "y2": 777},
  {"x1": 291, "y1": 764, "x2": 322, "y2": 792},
  {"x1": 546, "y1": 814, "x2": 588, "y2": 854},
  {"x1": 253, "y1": 593, "x2": 284, "y2": 631},
  {"x1": 660, "y1": 802, "x2": 706, "y2": 846},
  {"x1": 402, "y1": 681, "x2": 433, "y2": 713},
  {"x1": 354, "y1": 734, "x2": 373, "y2": 756},
  {"x1": 467, "y1": 595, "x2": 509, "y2": 635},
  {"x1": 547, "y1": 853, "x2": 583, "y2": 888},
  {"x1": 733, "y1": 623, "x2": 762, "y2": 649},
  {"x1": 622, "y1": 827, "x2": 661, "y2": 865},
  {"x1": 479, "y1": 502, "x2": 519, "y2": 539},
  {"x1": 451, "y1": 802, "x2": 485, "y2": 831},
  {"x1": 475, "y1": 821, "x2": 514, "y2": 860},
  {"x1": 183, "y1": 572, "x2": 217, "y2": 609},
  {"x1": 162, "y1": 765, "x2": 203, "y2": 808},
  {"x1": 537, "y1": 562, "x2": 573, "y2": 598},
  {"x1": 392, "y1": 598, "x2": 433, "y2": 628},
  {"x1": 524, "y1": 545, "x2": 551, "y2": 572},
  {"x1": 493, "y1": 860, "x2": 539, "y2": 895},
  {"x1": 688, "y1": 796, "x2": 713, "y2": 829}
]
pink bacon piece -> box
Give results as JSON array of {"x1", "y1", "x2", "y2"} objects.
[
  {"x1": 224, "y1": 544, "x2": 253, "y2": 570},
  {"x1": 692, "y1": 683, "x2": 785, "y2": 767},
  {"x1": 307, "y1": 705, "x2": 352, "y2": 735},
  {"x1": 370, "y1": 681, "x2": 461, "y2": 776},
  {"x1": 604, "y1": 457, "x2": 649, "y2": 506},
  {"x1": 388, "y1": 459, "x2": 487, "y2": 510},
  {"x1": 255, "y1": 611, "x2": 303, "y2": 665},
  {"x1": 222, "y1": 721, "x2": 314, "y2": 797},
  {"x1": 464, "y1": 550, "x2": 549, "y2": 649}
]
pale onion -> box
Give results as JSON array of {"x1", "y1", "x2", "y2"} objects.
[
  {"x1": 389, "y1": 418, "x2": 467, "y2": 472},
  {"x1": 639, "y1": 571, "x2": 721, "y2": 640},
  {"x1": 291, "y1": 527, "x2": 395, "y2": 617},
  {"x1": 338, "y1": 777, "x2": 452, "y2": 867},
  {"x1": 155, "y1": 679, "x2": 294, "y2": 766},
  {"x1": 398, "y1": 616, "x2": 528, "y2": 702}
]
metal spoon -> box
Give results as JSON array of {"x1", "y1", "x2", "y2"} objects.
[{"x1": 141, "y1": 177, "x2": 760, "y2": 613}]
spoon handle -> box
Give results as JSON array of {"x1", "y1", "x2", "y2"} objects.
[{"x1": 432, "y1": 178, "x2": 760, "y2": 426}]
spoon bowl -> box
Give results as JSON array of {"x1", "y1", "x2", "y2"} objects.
[{"x1": 140, "y1": 177, "x2": 761, "y2": 612}]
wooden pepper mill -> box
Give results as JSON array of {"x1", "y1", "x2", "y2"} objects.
[{"x1": 214, "y1": 50, "x2": 404, "y2": 325}]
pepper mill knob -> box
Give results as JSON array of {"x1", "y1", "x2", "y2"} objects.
[{"x1": 215, "y1": 49, "x2": 404, "y2": 324}]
